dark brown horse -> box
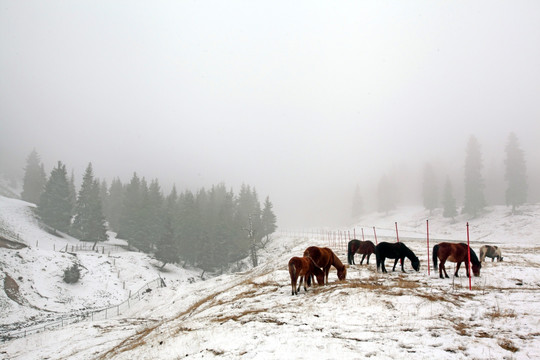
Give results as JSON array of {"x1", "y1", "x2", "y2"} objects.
[
  {"x1": 347, "y1": 239, "x2": 376, "y2": 265},
  {"x1": 303, "y1": 246, "x2": 346, "y2": 285},
  {"x1": 288, "y1": 256, "x2": 325, "y2": 295},
  {"x1": 433, "y1": 242, "x2": 481, "y2": 279}
]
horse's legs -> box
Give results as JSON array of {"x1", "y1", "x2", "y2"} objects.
[
  {"x1": 324, "y1": 266, "x2": 331, "y2": 284},
  {"x1": 381, "y1": 258, "x2": 387, "y2": 273},
  {"x1": 392, "y1": 258, "x2": 399, "y2": 272},
  {"x1": 400, "y1": 257, "x2": 406, "y2": 272},
  {"x1": 360, "y1": 254, "x2": 366, "y2": 265},
  {"x1": 291, "y1": 274, "x2": 297, "y2": 295},
  {"x1": 455, "y1": 262, "x2": 461, "y2": 277},
  {"x1": 298, "y1": 275, "x2": 306, "y2": 293},
  {"x1": 440, "y1": 260, "x2": 448, "y2": 278}
]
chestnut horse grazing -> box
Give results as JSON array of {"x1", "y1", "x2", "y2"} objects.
[
  {"x1": 288, "y1": 257, "x2": 325, "y2": 295},
  {"x1": 347, "y1": 239, "x2": 376, "y2": 265},
  {"x1": 433, "y1": 242, "x2": 481, "y2": 278},
  {"x1": 375, "y1": 242, "x2": 420, "y2": 273},
  {"x1": 479, "y1": 245, "x2": 503, "y2": 262},
  {"x1": 303, "y1": 246, "x2": 347, "y2": 284}
]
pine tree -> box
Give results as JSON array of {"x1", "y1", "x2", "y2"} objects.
[
  {"x1": 68, "y1": 170, "x2": 77, "y2": 213},
  {"x1": 38, "y1": 161, "x2": 72, "y2": 233},
  {"x1": 155, "y1": 215, "x2": 178, "y2": 269},
  {"x1": 145, "y1": 179, "x2": 164, "y2": 249},
  {"x1": 106, "y1": 178, "x2": 124, "y2": 233},
  {"x1": 261, "y1": 196, "x2": 277, "y2": 242},
  {"x1": 504, "y1": 132, "x2": 527, "y2": 213},
  {"x1": 236, "y1": 184, "x2": 263, "y2": 267},
  {"x1": 71, "y1": 163, "x2": 108, "y2": 245},
  {"x1": 21, "y1": 149, "x2": 47, "y2": 205},
  {"x1": 463, "y1": 135, "x2": 485, "y2": 216},
  {"x1": 118, "y1": 173, "x2": 144, "y2": 248},
  {"x1": 422, "y1": 163, "x2": 438, "y2": 215},
  {"x1": 442, "y1": 176, "x2": 458, "y2": 219}
]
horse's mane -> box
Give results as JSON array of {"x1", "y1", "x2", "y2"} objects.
[
  {"x1": 469, "y1": 248, "x2": 481, "y2": 266},
  {"x1": 401, "y1": 243, "x2": 418, "y2": 261}
]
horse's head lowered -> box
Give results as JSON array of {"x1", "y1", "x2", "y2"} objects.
[
  {"x1": 471, "y1": 262, "x2": 481, "y2": 277},
  {"x1": 411, "y1": 257, "x2": 420, "y2": 272},
  {"x1": 337, "y1": 266, "x2": 347, "y2": 281}
]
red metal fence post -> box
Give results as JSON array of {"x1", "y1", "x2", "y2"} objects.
[
  {"x1": 467, "y1": 222, "x2": 472, "y2": 290},
  {"x1": 426, "y1": 219, "x2": 430, "y2": 276}
]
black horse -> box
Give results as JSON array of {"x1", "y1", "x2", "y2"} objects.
[{"x1": 375, "y1": 242, "x2": 420, "y2": 273}]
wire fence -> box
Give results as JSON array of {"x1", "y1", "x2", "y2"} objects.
[{"x1": 1, "y1": 277, "x2": 165, "y2": 342}]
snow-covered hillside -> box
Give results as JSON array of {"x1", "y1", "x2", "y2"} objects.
[
  {"x1": 0, "y1": 196, "x2": 201, "y2": 337},
  {"x1": 1, "y1": 196, "x2": 540, "y2": 359}
]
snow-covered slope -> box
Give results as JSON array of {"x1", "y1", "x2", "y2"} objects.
[
  {"x1": 1, "y1": 196, "x2": 540, "y2": 359},
  {"x1": 0, "y1": 196, "x2": 201, "y2": 336}
]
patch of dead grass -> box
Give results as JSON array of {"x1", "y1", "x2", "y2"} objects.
[{"x1": 498, "y1": 338, "x2": 519, "y2": 352}]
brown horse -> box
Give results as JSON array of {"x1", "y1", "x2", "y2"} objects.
[
  {"x1": 347, "y1": 239, "x2": 376, "y2": 265},
  {"x1": 432, "y1": 242, "x2": 481, "y2": 279},
  {"x1": 303, "y1": 246, "x2": 346, "y2": 285},
  {"x1": 288, "y1": 256, "x2": 325, "y2": 295}
]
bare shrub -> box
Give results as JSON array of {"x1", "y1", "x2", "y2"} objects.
[{"x1": 63, "y1": 264, "x2": 80, "y2": 284}]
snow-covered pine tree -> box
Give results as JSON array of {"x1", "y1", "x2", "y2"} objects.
[
  {"x1": 442, "y1": 176, "x2": 457, "y2": 219},
  {"x1": 38, "y1": 161, "x2": 72, "y2": 233},
  {"x1": 21, "y1": 149, "x2": 47, "y2": 205},
  {"x1": 463, "y1": 135, "x2": 485, "y2": 216},
  {"x1": 504, "y1": 132, "x2": 527, "y2": 213},
  {"x1": 71, "y1": 163, "x2": 107, "y2": 246}
]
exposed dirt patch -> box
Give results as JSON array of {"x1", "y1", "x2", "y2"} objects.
[
  {"x1": 0, "y1": 236, "x2": 27, "y2": 249},
  {"x1": 3, "y1": 273, "x2": 25, "y2": 306}
]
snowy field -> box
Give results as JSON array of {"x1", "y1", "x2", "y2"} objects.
[{"x1": 1, "y1": 195, "x2": 540, "y2": 359}]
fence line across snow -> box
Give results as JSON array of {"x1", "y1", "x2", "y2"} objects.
[{"x1": 1, "y1": 277, "x2": 166, "y2": 342}]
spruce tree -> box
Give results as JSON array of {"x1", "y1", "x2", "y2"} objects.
[
  {"x1": 21, "y1": 149, "x2": 47, "y2": 205},
  {"x1": 504, "y1": 132, "x2": 527, "y2": 213},
  {"x1": 463, "y1": 135, "x2": 485, "y2": 216},
  {"x1": 442, "y1": 176, "x2": 458, "y2": 219},
  {"x1": 145, "y1": 179, "x2": 164, "y2": 249},
  {"x1": 38, "y1": 161, "x2": 72, "y2": 233},
  {"x1": 236, "y1": 184, "x2": 263, "y2": 267},
  {"x1": 106, "y1": 178, "x2": 124, "y2": 233},
  {"x1": 261, "y1": 196, "x2": 277, "y2": 242},
  {"x1": 155, "y1": 215, "x2": 178, "y2": 269},
  {"x1": 422, "y1": 163, "x2": 438, "y2": 215},
  {"x1": 71, "y1": 163, "x2": 108, "y2": 245}
]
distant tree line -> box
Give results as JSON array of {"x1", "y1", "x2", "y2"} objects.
[
  {"x1": 20, "y1": 152, "x2": 277, "y2": 272},
  {"x1": 351, "y1": 132, "x2": 529, "y2": 219}
]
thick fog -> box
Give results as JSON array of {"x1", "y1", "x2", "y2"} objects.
[{"x1": 1, "y1": 2, "x2": 539, "y2": 227}]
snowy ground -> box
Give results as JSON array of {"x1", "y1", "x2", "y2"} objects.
[{"x1": 1, "y1": 196, "x2": 540, "y2": 359}]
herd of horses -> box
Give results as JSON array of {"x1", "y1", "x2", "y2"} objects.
[{"x1": 288, "y1": 241, "x2": 503, "y2": 295}]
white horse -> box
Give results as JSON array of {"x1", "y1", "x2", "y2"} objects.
[{"x1": 479, "y1": 245, "x2": 503, "y2": 262}]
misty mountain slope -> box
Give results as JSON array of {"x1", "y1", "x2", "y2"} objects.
[{"x1": 2, "y1": 196, "x2": 540, "y2": 359}]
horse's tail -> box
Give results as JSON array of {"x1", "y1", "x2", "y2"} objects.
[
  {"x1": 347, "y1": 241, "x2": 353, "y2": 265},
  {"x1": 432, "y1": 244, "x2": 439, "y2": 271},
  {"x1": 375, "y1": 246, "x2": 381, "y2": 271}
]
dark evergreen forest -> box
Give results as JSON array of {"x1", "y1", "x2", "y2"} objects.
[{"x1": 21, "y1": 153, "x2": 277, "y2": 272}]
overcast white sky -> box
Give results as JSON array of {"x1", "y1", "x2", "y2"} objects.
[{"x1": 1, "y1": 1, "x2": 539, "y2": 226}]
